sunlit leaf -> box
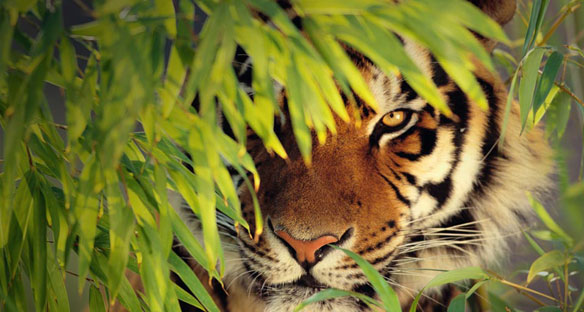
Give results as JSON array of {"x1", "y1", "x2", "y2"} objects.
[
  {"x1": 527, "y1": 250, "x2": 568, "y2": 284},
  {"x1": 89, "y1": 285, "x2": 106, "y2": 312},
  {"x1": 410, "y1": 267, "x2": 488, "y2": 312},
  {"x1": 519, "y1": 47, "x2": 546, "y2": 130},
  {"x1": 533, "y1": 51, "x2": 563, "y2": 115},
  {"x1": 334, "y1": 246, "x2": 401, "y2": 311},
  {"x1": 294, "y1": 288, "x2": 383, "y2": 311},
  {"x1": 528, "y1": 193, "x2": 573, "y2": 247}
]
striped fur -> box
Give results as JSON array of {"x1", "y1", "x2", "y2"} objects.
[{"x1": 176, "y1": 0, "x2": 553, "y2": 311}]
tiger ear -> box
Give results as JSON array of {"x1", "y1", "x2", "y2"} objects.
[
  {"x1": 470, "y1": 0, "x2": 516, "y2": 26},
  {"x1": 468, "y1": 0, "x2": 516, "y2": 51}
]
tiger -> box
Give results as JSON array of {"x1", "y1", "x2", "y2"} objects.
[{"x1": 174, "y1": 0, "x2": 554, "y2": 311}]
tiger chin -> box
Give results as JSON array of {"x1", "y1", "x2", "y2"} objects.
[{"x1": 175, "y1": 0, "x2": 554, "y2": 311}]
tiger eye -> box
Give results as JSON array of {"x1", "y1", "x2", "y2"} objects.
[{"x1": 382, "y1": 111, "x2": 406, "y2": 127}]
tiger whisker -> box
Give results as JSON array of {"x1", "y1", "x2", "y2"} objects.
[
  {"x1": 400, "y1": 207, "x2": 476, "y2": 226},
  {"x1": 383, "y1": 276, "x2": 445, "y2": 309},
  {"x1": 227, "y1": 269, "x2": 256, "y2": 290},
  {"x1": 247, "y1": 271, "x2": 265, "y2": 297}
]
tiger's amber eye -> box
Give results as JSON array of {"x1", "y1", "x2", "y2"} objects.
[{"x1": 382, "y1": 110, "x2": 406, "y2": 127}]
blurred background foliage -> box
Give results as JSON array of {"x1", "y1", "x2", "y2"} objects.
[{"x1": 0, "y1": 0, "x2": 583, "y2": 311}]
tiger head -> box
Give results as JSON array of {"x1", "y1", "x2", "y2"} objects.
[{"x1": 188, "y1": 0, "x2": 553, "y2": 311}]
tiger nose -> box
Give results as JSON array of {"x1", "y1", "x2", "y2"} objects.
[{"x1": 274, "y1": 230, "x2": 339, "y2": 264}]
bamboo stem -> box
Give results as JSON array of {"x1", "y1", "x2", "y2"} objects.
[{"x1": 496, "y1": 278, "x2": 560, "y2": 303}]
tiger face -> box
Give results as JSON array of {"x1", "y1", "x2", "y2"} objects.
[{"x1": 177, "y1": 0, "x2": 553, "y2": 311}]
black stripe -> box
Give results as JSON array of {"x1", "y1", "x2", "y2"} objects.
[
  {"x1": 344, "y1": 46, "x2": 374, "y2": 68},
  {"x1": 400, "y1": 79, "x2": 418, "y2": 102},
  {"x1": 425, "y1": 176, "x2": 452, "y2": 207},
  {"x1": 422, "y1": 85, "x2": 469, "y2": 213},
  {"x1": 436, "y1": 208, "x2": 480, "y2": 254},
  {"x1": 419, "y1": 128, "x2": 438, "y2": 155},
  {"x1": 387, "y1": 166, "x2": 402, "y2": 181},
  {"x1": 401, "y1": 172, "x2": 417, "y2": 186},
  {"x1": 353, "y1": 283, "x2": 376, "y2": 298},
  {"x1": 430, "y1": 55, "x2": 449, "y2": 87},
  {"x1": 438, "y1": 208, "x2": 476, "y2": 231},
  {"x1": 358, "y1": 231, "x2": 398, "y2": 255},
  {"x1": 474, "y1": 77, "x2": 503, "y2": 196},
  {"x1": 440, "y1": 87, "x2": 469, "y2": 126},
  {"x1": 233, "y1": 46, "x2": 252, "y2": 85},
  {"x1": 394, "y1": 128, "x2": 437, "y2": 160},
  {"x1": 377, "y1": 171, "x2": 410, "y2": 206},
  {"x1": 355, "y1": 94, "x2": 374, "y2": 118}
]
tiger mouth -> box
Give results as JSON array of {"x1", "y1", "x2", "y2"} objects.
[
  {"x1": 289, "y1": 274, "x2": 328, "y2": 290},
  {"x1": 247, "y1": 272, "x2": 331, "y2": 298}
]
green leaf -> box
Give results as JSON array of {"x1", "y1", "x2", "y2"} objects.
[
  {"x1": 573, "y1": 290, "x2": 584, "y2": 312},
  {"x1": 533, "y1": 51, "x2": 563, "y2": 115},
  {"x1": 91, "y1": 253, "x2": 142, "y2": 312},
  {"x1": 31, "y1": 6, "x2": 63, "y2": 57},
  {"x1": 304, "y1": 24, "x2": 374, "y2": 118},
  {"x1": 498, "y1": 68, "x2": 519, "y2": 149},
  {"x1": 59, "y1": 36, "x2": 77, "y2": 82},
  {"x1": 295, "y1": 0, "x2": 385, "y2": 14},
  {"x1": 528, "y1": 193, "x2": 573, "y2": 246},
  {"x1": 168, "y1": 252, "x2": 220, "y2": 312},
  {"x1": 169, "y1": 207, "x2": 210, "y2": 273},
  {"x1": 89, "y1": 285, "x2": 106, "y2": 312},
  {"x1": 447, "y1": 293, "x2": 466, "y2": 312},
  {"x1": 286, "y1": 58, "x2": 314, "y2": 164},
  {"x1": 523, "y1": 231, "x2": 546, "y2": 256},
  {"x1": 173, "y1": 283, "x2": 204, "y2": 310},
  {"x1": 27, "y1": 171, "x2": 48, "y2": 310},
  {"x1": 464, "y1": 280, "x2": 488, "y2": 300},
  {"x1": 545, "y1": 89, "x2": 572, "y2": 139},
  {"x1": 74, "y1": 156, "x2": 103, "y2": 292},
  {"x1": 519, "y1": 47, "x2": 546, "y2": 130},
  {"x1": 0, "y1": 9, "x2": 15, "y2": 74},
  {"x1": 424, "y1": 267, "x2": 487, "y2": 290},
  {"x1": 46, "y1": 248, "x2": 70, "y2": 312},
  {"x1": 105, "y1": 169, "x2": 135, "y2": 301},
  {"x1": 154, "y1": 164, "x2": 173, "y2": 258},
  {"x1": 333, "y1": 246, "x2": 401, "y2": 311},
  {"x1": 527, "y1": 250, "x2": 567, "y2": 284},
  {"x1": 154, "y1": 0, "x2": 177, "y2": 38},
  {"x1": 409, "y1": 267, "x2": 488, "y2": 312},
  {"x1": 521, "y1": 0, "x2": 550, "y2": 57},
  {"x1": 294, "y1": 288, "x2": 383, "y2": 312},
  {"x1": 488, "y1": 292, "x2": 516, "y2": 312}
]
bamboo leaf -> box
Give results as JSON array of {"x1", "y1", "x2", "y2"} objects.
[
  {"x1": 105, "y1": 169, "x2": 135, "y2": 301},
  {"x1": 528, "y1": 193, "x2": 573, "y2": 247},
  {"x1": 533, "y1": 51, "x2": 563, "y2": 115},
  {"x1": 46, "y1": 247, "x2": 70, "y2": 312},
  {"x1": 527, "y1": 250, "x2": 567, "y2": 284},
  {"x1": 521, "y1": 0, "x2": 550, "y2": 57},
  {"x1": 89, "y1": 285, "x2": 106, "y2": 312},
  {"x1": 519, "y1": 47, "x2": 546, "y2": 130},
  {"x1": 333, "y1": 246, "x2": 401, "y2": 311},
  {"x1": 173, "y1": 283, "x2": 204, "y2": 310},
  {"x1": 168, "y1": 252, "x2": 220, "y2": 312},
  {"x1": 447, "y1": 294, "x2": 466, "y2": 312},
  {"x1": 294, "y1": 288, "x2": 383, "y2": 312},
  {"x1": 545, "y1": 89, "x2": 572, "y2": 140},
  {"x1": 59, "y1": 36, "x2": 77, "y2": 82},
  {"x1": 154, "y1": 0, "x2": 177, "y2": 38},
  {"x1": 409, "y1": 267, "x2": 488, "y2": 312}
]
